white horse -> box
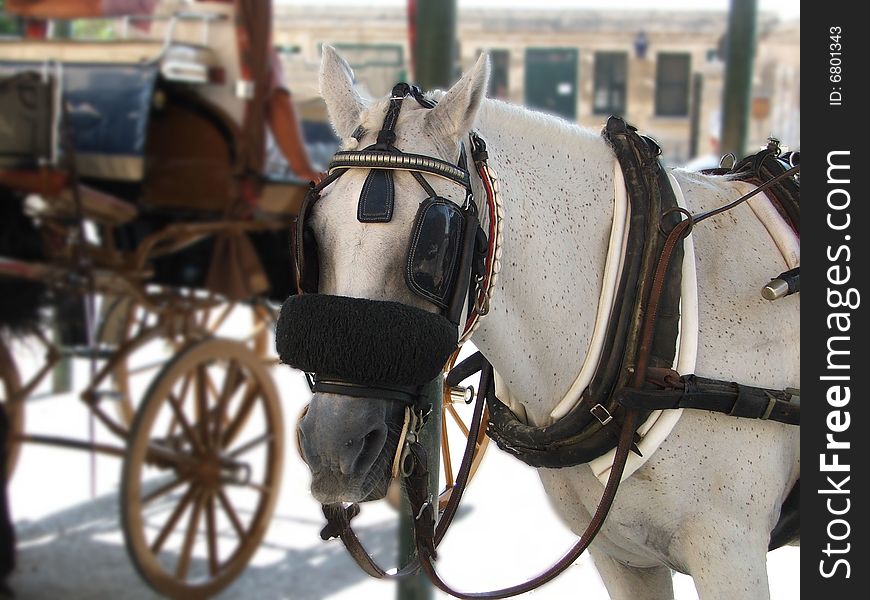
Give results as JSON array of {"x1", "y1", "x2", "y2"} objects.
[{"x1": 296, "y1": 47, "x2": 799, "y2": 599}]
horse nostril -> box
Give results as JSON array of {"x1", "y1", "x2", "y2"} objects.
[{"x1": 338, "y1": 425, "x2": 387, "y2": 476}]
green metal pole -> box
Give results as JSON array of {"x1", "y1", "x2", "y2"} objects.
[
  {"x1": 689, "y1": 73, "x2": 704, "y2": 159},
  {"x1": 398, "y1": 3, "x2": 455, "y2": 597},
  {"x1": 397, "y1": 376, "x2": 442, "y2": 600},
  {"x1": 413, "y1": 0, "x2": 457, "y2": 89},
  {"x1": 719, "y1": 0, "x2": 757, "y2": 158}
]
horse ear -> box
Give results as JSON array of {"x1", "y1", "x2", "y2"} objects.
[
  {"x1": 320, "y1": 45, "x2": 367, "y2": 139},
  {"x1": 426, "y1": 53, "x2": 490, "y2": 139}
]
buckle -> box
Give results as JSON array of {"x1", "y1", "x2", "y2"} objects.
[
  {"x1": 473, "y1": 276, "x2": 490, "y2": 316},
  {"x1": 590, "y1": 404, "x2": 613, "y2": 426},
  {"x1": 398, "y1": 405, "x2": 431, "y2": 478}
]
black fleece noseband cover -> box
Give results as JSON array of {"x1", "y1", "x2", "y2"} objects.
[{"x1": 276, "y1": 294, "x2": 457, "y2": 386}]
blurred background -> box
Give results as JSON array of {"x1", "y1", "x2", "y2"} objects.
[
  {"x1": 270, "y1": 0, "x2": 800, "y2": 165},
  {"x1": 1, "y1": 0, "x2": 800, "y2": 165}
]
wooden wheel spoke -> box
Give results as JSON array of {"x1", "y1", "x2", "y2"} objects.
[
  {"x1": 211, "y1": 361, "x2": 243, "y2": 445},
  {"x1": 150, "y1": 484, "x2": 197, "y2": 555},
  {"x1": 196, "y1": 365, "x2": 210, "y2": 449},
  {"x1": 440, "y1": 412, "x2": 455, "y2": 488},
  {"x1": 164, "y1": 371, "x2": 194, "y2": 440},
  {"x1": 208, "y1": 303, "x2": 235, "y2": 335},
  {"x1": 446, "y1": 403, "x2": 471, "y2": 438},
  {"x1": 203, "y1": 370, "x2": 221, "y2": 404},
  {"x1": 142, "y1": 475, "x2": 190, "y2": 506},
  {"x1": 175, "y1": 489, "x2": 207, "y2": 580},
  {"x1": 216, "y1": 490, "x2": 245, "y2": 538},
  {"x1": 226, "y1": 432, "x2": 274, "y2": 458},
  {"x1": 239, "y1": 482, "x2": 270, "y2": 495},
  {"x1": 205, "y1": 496, "x2": 219, "y2": 576},
  {"x1": 167, "y1": 391, "x2": 206, "y2": 455},
  {"x1": 221, "y1": 383, "x2": 261, "y2": 450}
]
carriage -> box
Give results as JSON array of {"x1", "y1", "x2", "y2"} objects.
[
  {"x1": 0, "y1": 3, "x2": 490, "y2": 596},
  {"x1": 0, "y1": 0, "x2": 317, "y2": 596}
]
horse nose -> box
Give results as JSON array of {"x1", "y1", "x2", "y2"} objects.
[
  {"x1": 298, "y1": 404, "x2": 389, "y2": 477},
  {"x1": 338, "y1": 423, "x2": 388, "y2": 476},
  {"x1": 297, "y1": 410, "x2": 320, "y2": 471}
]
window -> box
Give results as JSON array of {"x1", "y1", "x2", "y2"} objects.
[
  {"x1": 524, "y1": 48, "x2": 578, "y2": 121},
  {"x1": 593, "y1": 52, "x2": 627, "y2": 115},
  {"x1": 487, "y1": 49, "x2": 510, "y2": 100},
  {"x1": 655, "y1": 53, "x2": 691, "y2": 117}
]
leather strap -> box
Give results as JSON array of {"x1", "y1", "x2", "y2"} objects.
[
  {"x1": 320, "y1": 358, "x2": 491, "y2": 576},
  {"x1": 358, "y1": 168, "x2": 395, "y2": 222},
  {"x1": 617, "y1": 376, "x2": 799, "y2": 426},
  {"x1": 312, "y1": 379, "x2": 422, "y2": 405},
  {"x1": 415, "y1": 409, "x2": 640, "y2": 599},
  {"x1": 408, "y1": 139, "x2": 694, "y2": 597}
]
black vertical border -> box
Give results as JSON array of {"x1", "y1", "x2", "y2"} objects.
[{"x1": 803, "y1": 4, "x2": 867, "y2": 597}]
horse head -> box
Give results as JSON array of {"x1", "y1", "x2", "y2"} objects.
[{"x1": 277, "y1": 46, "x2": 489, "y2": 503}]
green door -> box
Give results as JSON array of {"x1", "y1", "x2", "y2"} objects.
[{"x1": 524, "y1": 48, "x2": 578, "y2": 120}]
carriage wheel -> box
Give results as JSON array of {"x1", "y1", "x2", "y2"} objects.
[
  {"x1": 0, "y1": 338, "x2": 24, "y2": 478},
  {"x1": 101, "y1": 293, "x2": 274, "y2": 426},
  {"x1": 121, "y1": 338, "x2": 284, "y2": 599},
  {"x1": 437, "y1": 349, "x2": 490, "y2": 511}
]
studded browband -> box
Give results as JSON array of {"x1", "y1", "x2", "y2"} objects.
[{"x1": 328, "y1": 150, "x2": 472, "y2": 190}]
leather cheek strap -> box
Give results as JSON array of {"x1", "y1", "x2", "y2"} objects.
[{"x1": 447, "y1": 206, "x2": 480, "y2": 326}]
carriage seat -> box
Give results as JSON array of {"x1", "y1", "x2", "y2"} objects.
[
  {"x1": 0, "y1": 169, "x2": 138, "y2": 226},
  {"x1": 0, "y1": 38, "x2": 222, "y2": 183},
  {"x1": 0, "y1": 39, "x2": 220, "y2": 85},
  {"x1": 257, "y1": 178, "x2": 308, "y2": 217}
]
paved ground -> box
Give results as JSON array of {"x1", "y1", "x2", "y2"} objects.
[{"x1": 5, "y1": 336, "x2": 798, "y2": 599}]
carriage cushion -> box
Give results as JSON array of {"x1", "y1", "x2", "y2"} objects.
[
  {"x1": 0, "y1": 60, "x2": 160, "y2": 181},
  {"x1": 1, "y1": 40, "x2": 220, "y2": 181},
  {"x1": 276, "y1": 294, "x2": 456, "y2": 387}
]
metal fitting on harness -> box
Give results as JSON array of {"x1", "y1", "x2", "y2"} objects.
[
  {"x1": 590, "y1": 404, "x2": 613, "y2": 426},
  {"x1": 392, "y1": 405, "x2": 432, "y2": 478},
  {"x1": 762, "y1": 267, "x2": 799, "y2": 301}
]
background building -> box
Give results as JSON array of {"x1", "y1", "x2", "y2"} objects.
[{"x1": 274, "y1": 4, "x2": 800, "y2": 164}]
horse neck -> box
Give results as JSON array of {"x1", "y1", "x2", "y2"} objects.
[{"x1": 470, "y1": 101, "x2": 617, "y2": 426}]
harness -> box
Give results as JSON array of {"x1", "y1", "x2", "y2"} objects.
[
  {"x1": 290, "y1": 99, "x2": 801, "y2": 596},
  {"x1": 486, "y1": 119, "x2": 800, "y2": 472}
]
